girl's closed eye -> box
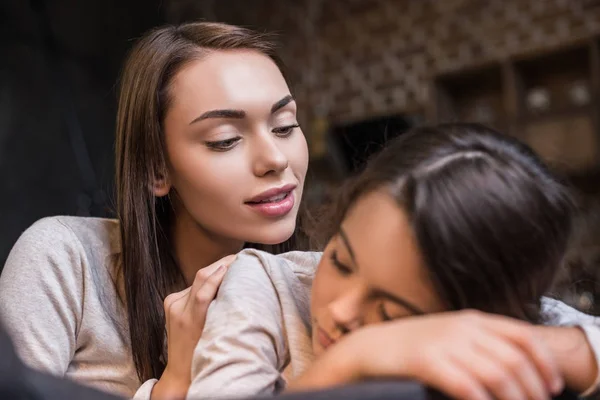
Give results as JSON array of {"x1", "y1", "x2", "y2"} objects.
[
  {"x1": 379, "y1": 303, "x2": 393, "y2": 322},
  {"x1": 330, "y1": 250, "x2": 352, "y2": 276}
]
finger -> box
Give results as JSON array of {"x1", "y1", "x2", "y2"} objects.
[
  {"x1": 455, "y1": 351, "x2": 525, "y2": 400},
  {"x1": 195, "y1": 254, "x2": 238, "y2": 282},
  {"x1": 188, "y1": 255, "x2": 237, "y2": 302},
  {"x1": 450, "y1": 341, "x2": 530, "y2": 400},
  {"x1": 419, "y1": 357, "x2": 492, "y2": 400},
  {"x1": 475, "y1": 334, "x2": 549, "y2": 400},
  {"x1": 188, "y1": 266, "x2": 220, "y2": 305},
  {"x1": 164, "y1": 287, "x2": 191, "y2": 312},
  {"x1": 168, "y1": 287, "x2": 192, "y2": 303},
  {"x1": 163, "y1": 287, "x2": 192, "y2": 331},
  {"x1": 478, "y1": 315, "x2": 563, "y2": 393},
  {"x1": 191, "y1": 264, "x2": 229, "y2": 312}
]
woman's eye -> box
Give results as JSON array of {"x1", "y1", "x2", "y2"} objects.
[
  {"x1": 272, "y1": 124, "x2": 299, "y2": 137},
  {"x1": 330, "y1": 250, "x2": 352, "y2": 276},
  {"x1": 205, "y1": 137, "x2": 241, "y2": 151}
]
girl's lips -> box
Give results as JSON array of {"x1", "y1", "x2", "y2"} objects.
[{"x1": 316, "y1": 326, "x2": 336, "y2": 350}]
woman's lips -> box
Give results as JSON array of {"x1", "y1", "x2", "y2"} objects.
[{"x1": 245, "y1": 190, "x2": 295, "y2": 218}]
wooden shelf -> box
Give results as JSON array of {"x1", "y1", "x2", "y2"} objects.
[
  {"x1": 514, "y1": 45, "x2": 591, "y2": 120},
  {"x1": 433, "y1": 64, "x2": 506, "y2": 131},
  {"x1": 431, "y1": 40, "x2": 600, "y2": 177}
]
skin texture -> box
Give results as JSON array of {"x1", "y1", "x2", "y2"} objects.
[
  {"x1": 311, "y1": 190, "x2": 444, "y2": 357},
  {"x1": 158, "y1": 49, "x2": 309, "y2": 285}
]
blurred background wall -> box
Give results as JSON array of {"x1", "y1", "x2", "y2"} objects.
[{"x1": 1, "y1": 0, "x2": 599, "y2": 312}]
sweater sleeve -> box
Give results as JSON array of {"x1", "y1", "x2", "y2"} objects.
[
  {"x1": 131, "y1": 379, "x2": 157, "y2": 400},
  {"x1": 541, "y1": 297, "x2": 600, "y2": 395},
  {"x1": 0, "y1": 217, "x2": 84, "y2": 376},
  {"x1": 186, "y1": 251, "x2": 288, "y2": 400}
]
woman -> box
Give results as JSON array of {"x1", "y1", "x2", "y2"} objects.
[
  {"x1": 0, "y1": 21, "x2": 310, "y2": 399},
  {"x1": 188, "y1": 124, "x2": 600, "y2": 400},
  {"x1": 0, "y1": 22, "x2": 598, "y2": 400}
]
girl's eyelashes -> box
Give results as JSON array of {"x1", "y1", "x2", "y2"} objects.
[
  {"x1": 379, "y1": 303, "x2": 393, "y2": 321},
  {"x1": 330, "y1": 250, "x2": 352, "y2": 276},
  {"x1": 205, "y1": 137, "x2": 241, "y2": 151}
]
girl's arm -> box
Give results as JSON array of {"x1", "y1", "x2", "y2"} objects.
[
  {"x1": 539, "y1": 297, "x2": 600, "y2": 396},
  {"x1": 289, "y1": 311, "x2": 565, "y2": 400}
]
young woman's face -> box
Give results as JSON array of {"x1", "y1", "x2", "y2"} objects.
[
  {"x1": 310, "y1": 190, "x2": 445, "y2": 356},
  {"x1": 160, "y1": 50, "x2": 308, "y2": 245}
]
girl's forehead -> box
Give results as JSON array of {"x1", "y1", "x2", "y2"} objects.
[{"x1": 339, "y1": 190, "x2": 444, "y2": 313}]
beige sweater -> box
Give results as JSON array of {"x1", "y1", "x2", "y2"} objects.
[
  {"x1": 0, "y1": 216, "x2": 319, "y2": 399},
  {"x1": 0, "y1": 216, "x2": 599, "y2": 399},
  {"x1": 186, "y1": 249, "x2": 319, "y2": 399},
  {"x1": 0, "y1": 217, "x2": 141, "y2": 397},
  {"x1": 188, "y1": 252, "x2": 600, "y2": 399}
]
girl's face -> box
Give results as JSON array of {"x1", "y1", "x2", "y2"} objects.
[
  {"x1": 310, "y1": 190, "x2": 445, "y2": 356},
  {"x1": 159, "y1": 49, "x2": 308, "y2": 246}
]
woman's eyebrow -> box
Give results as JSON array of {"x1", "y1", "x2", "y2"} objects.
[
  {"x1": 271, "y1": 94, "x2": 294, "y2": 113},
  {"x1": 189, "y1": 94, "x2": 294, "y2": 125},
  {"x1": 189, "y1": 109, "x2": 245, "y2": 125}
]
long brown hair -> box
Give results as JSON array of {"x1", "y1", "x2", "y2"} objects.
[
  {"x1": 317, "y1": 123, "x2": 574, "y2": 323},
  {"x1": 115, "y1": 21, "x2": 308, "y2": 382}
]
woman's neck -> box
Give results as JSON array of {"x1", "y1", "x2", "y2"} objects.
[{"x1": 172, "y1": 209, "x2": 244, "y2": 286}]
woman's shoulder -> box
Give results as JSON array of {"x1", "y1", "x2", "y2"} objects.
[
  {"x1": 28, "y1": 215, "x2": 118, "y2": 239},
  {"x1": 16, "y1": 215, "x2": 120, "y2": 250},
  {"x1": 3, "y1": 216, "x2": 121, "y2": 278}
]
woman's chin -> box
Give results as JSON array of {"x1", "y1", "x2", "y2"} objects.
[{"x1": 251, "y1": 224, "x2": 297, "y2": 246}]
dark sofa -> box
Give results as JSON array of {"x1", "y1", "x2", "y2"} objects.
[{"x1": 0, "y1": 323, "x2": 580, "y2": 400}]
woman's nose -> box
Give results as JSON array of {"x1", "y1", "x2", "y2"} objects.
[{"x1": 252, "y1": 133, "x2": 289, "y2": 177}]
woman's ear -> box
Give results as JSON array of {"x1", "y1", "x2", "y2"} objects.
[{"x1": 152, "y1": 172, "x2": 171, "y2": 197}]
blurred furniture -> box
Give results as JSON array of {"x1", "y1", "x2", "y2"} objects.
[
  {"x1": 0, "y1": 319, "x2": 583, "y2": 400},
  {"x1": 0, "y1": 322, "x2": 122, "y2": 400},
  {"x1": 260, "y1": 381, "x2": 580, "y2": 400},
  {"x1": 430, "y1": 39, "x2": 600, "y2": 176}
]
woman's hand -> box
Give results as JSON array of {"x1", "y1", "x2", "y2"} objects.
[
  {"x1": 291, "y1": 310, "x2": 565, "y2": 400},
  {"x1": 151, "y1": 254, "x2": 237, "y2": 400}
]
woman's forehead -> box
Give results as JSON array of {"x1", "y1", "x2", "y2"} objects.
[{"x1": 167, "y1": 50, "x2": 291, "y2": 117}]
